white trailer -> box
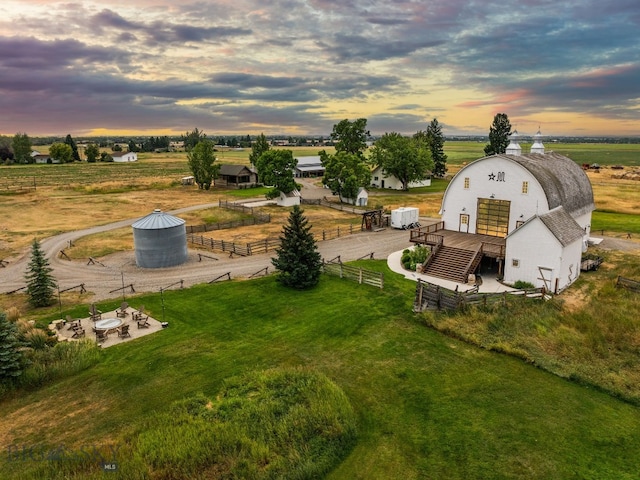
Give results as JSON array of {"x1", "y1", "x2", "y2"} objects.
[{"x1": 391, "y1": 207, "x2": 420, "y2": 229}]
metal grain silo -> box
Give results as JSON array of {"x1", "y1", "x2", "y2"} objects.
[{"x1": 132, "y1": 209, "x2": 188, "y2": 268}]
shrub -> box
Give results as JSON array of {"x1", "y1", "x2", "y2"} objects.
[
  {"x1": 513, "y1": 280, "x2": 535, "y2": 289},
  {"x1": 401, "y1": 245, "x2": 431, "y2": 271},
  {"x1": 131, "y1": 367, "x2": 357, "y2": 479}
]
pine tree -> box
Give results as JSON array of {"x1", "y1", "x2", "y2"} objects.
[
  {"x1": 272, "y1": 206, "x2": 323, "y2": 289},
  {"x1": 0, "y1": 312, "x2": 24, "y2": 384},
  {"x1": 426, "y1": 118, "x2": 448, "y2": 177},
  {"x1": 25, "y1": 239, "x2": 57, "y2": 308},
  {"x1": 484, "y1": 113, "x2": 512, "y2": 156}
]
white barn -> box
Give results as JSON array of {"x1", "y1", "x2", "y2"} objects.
[
  {"x1": 111, "y1": 151, "x2": 138, "y2": 162},
  {"x1": 370, "y1": 165, "x2": 431, "y2": 190},
  {"x1": 437, "y1": 131, "x2": 594, "y2": 292}
]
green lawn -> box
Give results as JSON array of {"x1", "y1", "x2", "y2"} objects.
[
  {"x1": 2, "y1": 265, "x2": 640, "y2": 479},
  {"x1": 592, "y1": 211, "x2": 640, "y2": 235}
]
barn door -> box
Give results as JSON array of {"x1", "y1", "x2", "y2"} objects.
[
  {"x1": 537, "y1": 267, "x2": 554, "y2": 292},
  {"x1": 476, "y1": 198, "x2": 511, "y2": 237},
  {"x1": 459, "y1": 214, "x2": 470, "y2": 233}
]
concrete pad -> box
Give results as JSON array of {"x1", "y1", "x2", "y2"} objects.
[{"x1": 50, "y1": 306, "x2": 164, "y2": 348}]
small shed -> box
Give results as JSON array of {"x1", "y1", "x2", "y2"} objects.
[
  {"x1": 277, "y1": 189, "x2": 301, "y2": 207},
  {"x1": 132, "y1": 209, "x2": 188, "y2": 268}
]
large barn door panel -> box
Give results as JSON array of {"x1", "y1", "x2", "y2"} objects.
[{"x1": 476, "y1": 198, "x2": 510, "y2": 237}]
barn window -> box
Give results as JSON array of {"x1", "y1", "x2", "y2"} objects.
[
  {"x1": 512, "y1": 259, "x2": 520, "y2": 267},
  {"x1": 522, "y1": 181, "x2": 529, "y2": 194},
  {"x1": 374, "y1": 176, "x2": 378, "y2": 181},
  {"x1": 464, "y1": 177, "x2": 470, "y2": 189}
]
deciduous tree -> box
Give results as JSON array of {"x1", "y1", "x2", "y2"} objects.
[
  {"x1": 182, "y1": 128, "x2": 207, "y2": 151},
  {"x1": 11, "y1": 132, "x2": 32, "y2": 164},
  {"x1": 255, "y1": 149, "x2": 298, "y2": 199},
  {"x1": 484, "y1": 113, "x2": 512, "y2": 156},
  {"x1": 25, "y1": 239, "x2": 57, "y2": 308},
  {"x1": 330, "y1": 118, "x2": 369, "y2": 158},
  {"x1": 85, "y1": 143, "x2": 100, "y2": 163},
  {"x1": 272, "y1": 205, "x2": 322, "y2": 289},
  {"x1": 49, "y1": 143, "x2": 74, "y2": 163},
  {"x1": 320, "y1": 151, "x2": 371, "y2": 202},
  {"x1": 249, "y1": 133, "x2": 270, "y2": 167},
  {"x1": 369, "y1": 132, "x2": 432, "y2": 191},
  {"x1": 187, "y1": 139, "x2": 219, "y2": 190}
]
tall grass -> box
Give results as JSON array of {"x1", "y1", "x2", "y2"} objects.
[{"x1": 19, "y1": 340, "x2": 103, "y2": 389}]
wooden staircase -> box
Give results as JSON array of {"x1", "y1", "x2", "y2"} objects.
[{"x1": 423, "y1": 246, "x2": 478, "y2": 283}]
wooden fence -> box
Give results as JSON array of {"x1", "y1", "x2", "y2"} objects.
[
  {"x1": 413, "y1": 279, "x2": 547, "y2": 312},
  {"x1": 616, "y1": 276, "x2": 640, "y2": 293},
  {"x1": 322, "y1": 260, "x2": 384, "y2": 288},
  {"x1": 188, "y1": 223, "x2": 360, "y2": 255},
  {"x1": 185, "y1": 201, "x2": 271, "y2": 233}
]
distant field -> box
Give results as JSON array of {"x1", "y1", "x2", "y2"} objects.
[{"x1": 443, "y1": 141, "x2": 640, "y2": 166}]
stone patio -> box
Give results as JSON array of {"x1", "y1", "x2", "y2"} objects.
[{"x1": 49, "y1": 306, "x2": 164, "y2": 348}]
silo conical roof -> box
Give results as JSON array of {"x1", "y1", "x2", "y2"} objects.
[{"x1": 132, "y1": 209, "x2": 185, "y2": 230}]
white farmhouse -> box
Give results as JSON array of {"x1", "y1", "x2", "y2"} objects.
[
  {"x1": 370, "y1": 165, "x2": 431, "y2": 190},
  {"x1": 111, "y1": 151, "x2": 138, "y2": 162},
  {"x1": 433, "y1": 130, "x2": 594, "y2": 292}
]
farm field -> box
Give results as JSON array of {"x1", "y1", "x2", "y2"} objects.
[
  {"x1": 0, "y1": 141, "x2": 640, "y2": 478},
  {"x1": 1, "y1": 142, "x2": 638, "y2": 260},
  {"x1": 2, "y1": 267, "x2": 640, "y2": 479}
]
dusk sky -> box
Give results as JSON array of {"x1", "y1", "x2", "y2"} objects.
[{"x1": 1, "y1": 0, "x2": 639, "y2": 137}]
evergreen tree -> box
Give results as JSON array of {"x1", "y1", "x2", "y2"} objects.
[
  {"x1": 425, "y1": 118, "x2": 448, "y2": 177},
  {"x1": 272, "y1": 206, "x2": 323, "y2": 289},
  {"x1": 25, "y1": 239, "x2": 57, "y2": 308},
  {"x1": 0, "y1": 311, "x2": 24, "y2": 384},
  {"x1": 484, "y1": 113, "x2": 512, "y2": 156},
  {"x1": 65, "y1": 134, "x2": 81, "y2": 162}
]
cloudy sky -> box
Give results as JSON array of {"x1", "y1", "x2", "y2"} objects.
[{"x1": 1, "y1": 0, "x2": 638, "y2": 137}]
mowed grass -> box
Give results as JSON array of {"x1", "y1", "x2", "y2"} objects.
[{"x1": 2, "y1": 268, "x2": 640, "y2": 479}]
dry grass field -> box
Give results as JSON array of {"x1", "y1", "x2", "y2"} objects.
[{"x1": 1, "y1": 146, "x2": 638, "y2": 262}]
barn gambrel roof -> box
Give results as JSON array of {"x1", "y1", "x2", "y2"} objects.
[{"x1": 497, "y1": 151, "x2": 595, "y2": 217}]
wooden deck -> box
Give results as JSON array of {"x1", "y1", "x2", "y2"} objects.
[{"x1": 411, "y1": 223, "x2": 506, "y2": 258}]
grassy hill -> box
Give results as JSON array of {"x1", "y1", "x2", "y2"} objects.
[{"x1": 2, "y1": 264, "x2": 640, "y2": 479}]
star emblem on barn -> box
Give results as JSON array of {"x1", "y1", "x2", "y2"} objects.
[{"x1": 488, "y1": 172, "x2": 496, "y2": 181}]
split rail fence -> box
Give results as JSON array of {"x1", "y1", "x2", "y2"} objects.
[
  {"x1": 413, "y1": 279, "x2": 547, "y2": 312},
  {"x1": 322, "y1": 258, "x2": 384, "y2": 289},
  {"x1": 616, "y1": 276, "x2": 640, "y2": 293}
]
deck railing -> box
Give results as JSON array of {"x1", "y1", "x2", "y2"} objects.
[{"x1": 481, "y1": 241, "x2": 505, "y2": 258}]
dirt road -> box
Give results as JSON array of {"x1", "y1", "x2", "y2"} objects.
[{"x1": 0, "y1": 203, "x2": 413, "y2": 301}]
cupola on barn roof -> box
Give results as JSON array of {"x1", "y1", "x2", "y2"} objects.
[{"x1": 505, "y1": 130, "x2": 522, "y2": 156}]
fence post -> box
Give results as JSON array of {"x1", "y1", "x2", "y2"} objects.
[
  {"x1": 323, "y1": 230, "x2": 326, "y2": 241},
  {"x1": 337, "y1": 226, "x2": 340, "y2": 238},
  {"x1": 359, "y1": 268, "x2": 363, "y2": 284}
]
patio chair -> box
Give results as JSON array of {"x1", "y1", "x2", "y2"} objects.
[
  {"x1": 89, "y1": 303, "x2": 102, "y2": 321},
  {"x1": 72, "y1": 326, "x2": 85, "y2": 339},
  {"x1": 137, "y1": 314, "x2": 150, "y2": 329},
  {"x1": 117, "y1": 324, "x2": 131, "y2": 339},
  {"x1": 66, "y1": 315, "x2": 80, "y2": 330},
  {"x1": 95, "y1": 330, "x2": 108, "y2": 343},
  {"x1": 133, "y1": 305, "x2": 146, "y2": 322},
  {"x1": 116, "y1": 301, "x2": 129, "y2": 318}
]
